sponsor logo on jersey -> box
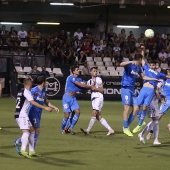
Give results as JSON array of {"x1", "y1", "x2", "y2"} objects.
[
  {"x1": 148, "y1": 69, "x2": 158, "y2": 75},
  {"x1": 131, "y1": 70, "x2": 140, "y2": 77},
  {"x1": 36, "y1": 96, "x2": 44, "y2": 102},
  {"x1": 46, "y1": 77, "x2": 60, "y2": 97},
  {"x1": 165, "y1": 82, "x2": 170, "y2": 86}
]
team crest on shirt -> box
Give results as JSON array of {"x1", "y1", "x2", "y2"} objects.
[{"x1": 46, "y1": 77, "x2": 60, "y2": 96}]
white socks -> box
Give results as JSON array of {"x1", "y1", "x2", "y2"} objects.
[
  {"x1": 29, "y1": 132, "x2": 35, "y2": 152},
  {"x1": 100, "y1": 118, "x2": 112, "y2": 131},
  {"x1": 153, "y1": 121, "x2": 159, "y2": 141},
  {"x1": 21, "y1": 132, "x2": 29, "y2": 151},
  {"x1": 86, "y1": 117, "x2": 96, "y2": 132}
]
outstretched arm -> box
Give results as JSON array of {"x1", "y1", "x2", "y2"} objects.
[
  {"x1": 140, "y1": 73, "x2": 161, "y2": 81},
  {"x1": 45, "y1": 97, "x2": 59, "y2": 113},
  {"x1": 120, "y1": 61, "x2": 134, "y2": 67},
  {"x1": 74, "y1": 81, "x2": 94, "y2": 89}
]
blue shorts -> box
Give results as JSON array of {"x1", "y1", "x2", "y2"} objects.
[
  {"x1": 29, "y1": 108, "x2": 42, "y2": 128},
  {"x1": 121, "y1": 86, "x2": 137, "y2": 106},
  {"x1": 62, "y1": 94, "x2": 79, "y2": 113},
  {"x1": 160, "y1": 100, "x2": 170, "y2": 114},
  {"x1": 137, "y1": 87, "x2": 154, "y2": 107}
]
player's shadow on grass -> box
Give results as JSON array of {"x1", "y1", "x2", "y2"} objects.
[
  {"x1": 33, "y1": 150, "x2": 88, "y2": 167},
  {"x1": 0, "y1": 129, "x2": 20, "y2": 135},
  {"x1": 0, "y1": 152, "x2": 20, "y2": 159},
  {"x1": 1, "y1": 126, "x2": 18, "y2": 129},
  {"x1": 134, "y1": 142, "x2": 170, "y2": 150},
  {"x1": 0, "y1": 145, "x2": 15, "y2": 149},
  {"x1": 77, "y1": 130, "x2": 123, "y2": 135}
]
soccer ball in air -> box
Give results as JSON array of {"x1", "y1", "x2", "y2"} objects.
[{"x1": 145, "y1": 29, "x2": 154, "y2": 38}]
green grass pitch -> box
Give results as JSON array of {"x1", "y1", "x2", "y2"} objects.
[{"x1": 0, "y1": 97, "x2": 170, "y2": 170}]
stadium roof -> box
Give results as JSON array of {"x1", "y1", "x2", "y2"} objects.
[{"x1": 0, "y1": 0, "x2": 170, "y2": 25}]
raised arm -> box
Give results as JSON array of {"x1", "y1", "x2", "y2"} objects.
[{"x1": 120, "y1": 61, "x2": 134, "y2": 67}]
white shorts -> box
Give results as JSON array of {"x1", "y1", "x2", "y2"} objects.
[
  {"x1": 92, "y1": 97, "x2": 103, "y2": 112},
  {"x1": 146, "y1": 100, "x2": 159, "y2": 118},
  {"x1": 16, "y1": 116, "x2": 32, "y2": 130}
]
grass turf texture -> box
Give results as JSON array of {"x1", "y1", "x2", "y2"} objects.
[{"x1": 0, "y1": 98, "x2": 170, "y2": 170}]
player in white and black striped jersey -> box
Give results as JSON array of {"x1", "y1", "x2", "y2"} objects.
[
  {"x1": 14, "y1": 77, "x2": 52, "y2": 158},
  {"x1": 80, "y1": 67, "x2": 114, "y2": 136}
]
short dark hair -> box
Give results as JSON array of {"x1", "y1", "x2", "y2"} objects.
[
  {"x1": 36, "y1": 76, "x2": 46, "y2": 85},
  {"x1": 148, "y1": 60, "x2": 156, "y2": 65},
  {"x1": 70, "y1": 65, "x2": 79, "y2": 73},
  {"x1": 133, "y1": 53, "x2": 142, "y2": 61},
  {"x1": 90, "y1": 67, "x2": 98, "y2": 72}
]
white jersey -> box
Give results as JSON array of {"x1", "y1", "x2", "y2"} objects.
[
  {"x1": 87, "y1": 77, "x2": 103, "y2": 100},
  {"x1": 14, "y1": 88, "x2": 33, "y2": 118}
]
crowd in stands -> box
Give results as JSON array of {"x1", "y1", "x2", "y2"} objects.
[{"x1": 0, "y1": 25, "x2": 170, "y2": 70}]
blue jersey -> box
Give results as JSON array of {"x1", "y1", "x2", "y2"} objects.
[
  {"x1": 143, "y1": 63, "x2": 166, "y2": 87},
  {"x1": 121, "y1": 63, "x2": 142, "y2": 87},
  {"x1": 65, "y1": 75, "x2": 83, "y2": 93},
  {"x1": 162, "y1": 79, "x2": 170, "y2": 100},
  {"x1": 30, "y1": 86, "x2": 46, "y2": 113}
]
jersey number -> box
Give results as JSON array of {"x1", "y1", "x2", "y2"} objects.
[{"x1": 16, "y1": 97, "x2": 21, "y2": 109}]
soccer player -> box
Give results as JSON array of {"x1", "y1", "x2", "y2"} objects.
[
  {"x1": 14, "y1": 76, "x2": 59, "y2": 154},
  {"x1": 120, "y1": 53, "x2": 159, "y2": 137},
  {"x1": 138, "y1": 81, "x2": 164, "y2": 145},
  {"x1": 61, "y1": 65, "x2": 94, "y2": 134},
  {"x1": 80, "y1": 67, "x2": 114, "y2": 136},
  {"x1": 147, "y1": 69, "x2": 170, "y2": 138},
  {"x1": 132, "y1": 50, "x2": 169, "y2": 134},
  {"x1": 14, "y1": 77, "x2": 52, "y2": 158}
]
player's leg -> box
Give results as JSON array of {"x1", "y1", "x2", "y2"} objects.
[
  {"x1": 96, "y1": 98, "x2": 114, "y2": 135},
  {"x1": 61, "y1": 94, "x2": 71, "y2": 132},
  {"x1": 147, "y1": 101, "x2": 170, "y2": 137},
  {"x1": 16, "y1": 117, "x2": 31, "y2": 158},
  {"x1": 28, "y1": 126, "x2": 36, "y2": 156},
  {"x1": 68, "y1": 97, "x2": 80, "y2": 134},
  {"x1": 133, "y1": 88, "x2": 154, "y2": 133},
  {"x1": 83, "y1": 110, "x2": 97, "y2": 134},
  {"x1": 121, "y1": 87, "x2": 133, "y2": 137},
  {"x1": 29, "y1": 111, "x2": 41, "y2": 148},
  {"x1": 153, "y1": 119, "x2": 161, "y2": 145},
  {"x1": 81, "y1": 98, "x2": 99, "y2": 134},
  {"x1": 127, "y1": 91, "x2": 139, "y2": 126},
  {"x1": 64, "y1": 111, "x2": 75, "y2": 131}
]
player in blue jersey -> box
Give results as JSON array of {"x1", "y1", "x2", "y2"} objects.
[
  {"x1": 14, "y1": 76, "x2": 59, "y2": 155},
  {"x1": 147, "y1": 69, "x2": 170, "y2": 139},
  {"x1": 132, "y1": 49, "x2": 170, "y2": 134},
  {"x1": 120, "y1": 53, "x2": 161, "y2": 137},
  {"x1": 61, "y1": 65, "x2": 95, "y2": 135}
]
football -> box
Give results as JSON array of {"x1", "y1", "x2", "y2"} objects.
[{"x1": 145, "y1": 29, "x2": 154, "y2": 38}]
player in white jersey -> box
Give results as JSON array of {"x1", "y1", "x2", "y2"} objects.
[
  {"x1": 80, "y1": 67, "x2": 114, "y2": 136},
  {"x1": 138, "y1": 62, "x2": 165, "y2": 145},
  {"x1": 14, "y1": 78, "x2": 52, "y2": 158}
]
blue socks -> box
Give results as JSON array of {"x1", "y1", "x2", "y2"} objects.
[
  {"x1": 61, "y1": 117, "x2": 68, "y2": 131},
  {"x1": 34, "y1": 133, "x2": 39, "y2": 149},
  {"x1": 69, "y1": 113, "x2": 80, "y2": 129},
  {"x1": 123, "y1": 120, "x2": 128, "y2": 128},
  {"x1": 128, "y1": 113, "x2": 135, "y2": 126},
  {"x1": 137, "y1": 110, "x2": 142, "y2": 121},
  {"x1": 139, "y1": 111, "x2": 146, "y2": 126},
  {"x1": 16, "y1": 137, "x2": 22, "y2": 144}
]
